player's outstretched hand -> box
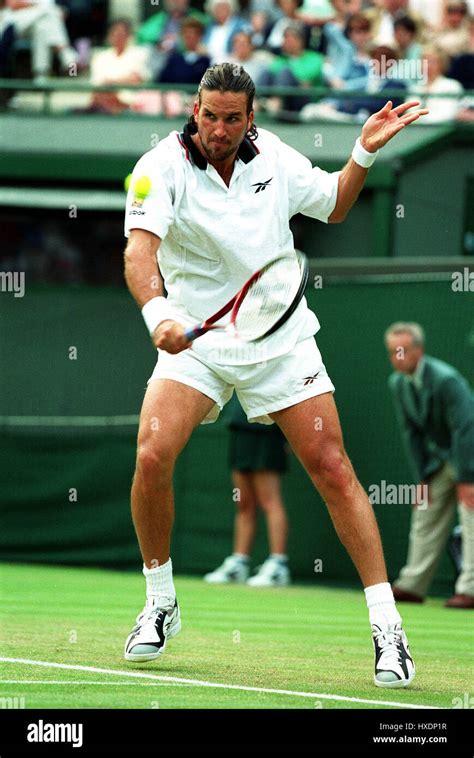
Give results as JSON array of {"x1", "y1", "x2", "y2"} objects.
[
  {"x1": 152, "y1": 320, "x2": 191, "y2": 354},
  {"x1": 360, "y1": 100, "x2": 429, "y2": 153}
]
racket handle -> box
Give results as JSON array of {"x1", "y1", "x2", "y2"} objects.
[{"x1": 184, "y1": 325, "x2": 208, "y2": 342}]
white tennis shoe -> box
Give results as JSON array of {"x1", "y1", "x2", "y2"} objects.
[
  {"x1": 204, "y1": 556, "x2": 250, "y2": 584},
  {"x1": 124, "y1": 597, "x2": 181, "y2": 662},
  {"x1": 247, "y1": 558, "x2": 291, "y2": 587},
  {"x1": 372, "y1": 622, "x2": 415, "y2": 688}
]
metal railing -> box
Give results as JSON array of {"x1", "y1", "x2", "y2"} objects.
[{"x1": 0, "y1": 78, "x2": 471, "y2": 116}]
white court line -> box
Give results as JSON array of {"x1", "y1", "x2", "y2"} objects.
[
  {"x1": 0, "y1": 680, "x2": 192, "y2": 687},
  {"x1": 0, "y1": 657, "x2": 441, "y2": 709}
]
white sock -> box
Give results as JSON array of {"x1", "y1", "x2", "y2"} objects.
[
  {"x1": 270, "y1": 553, "x2": 288, "y2": 563},
  {"x1": 143, "y1": 559, "x2": 175, "y2": 608},
  {"x1": 364, "y1": 582, "x2": 402, "y2": 629},
  {"x1": 232, "y1": 553, "x2": 249, "y2": 562}
]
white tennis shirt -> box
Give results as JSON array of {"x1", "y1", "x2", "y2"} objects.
[{"x1": 124, "y1": 123, "x2": 340, "y2": 365}]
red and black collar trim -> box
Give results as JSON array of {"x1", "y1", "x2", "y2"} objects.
[{"x1": 178, "y1": 122, "x2": 259, "y2": 170}]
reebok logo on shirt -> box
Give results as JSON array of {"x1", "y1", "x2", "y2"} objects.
[{"x1": 251, "y1": 178, "x2": 273, "y2": 193}]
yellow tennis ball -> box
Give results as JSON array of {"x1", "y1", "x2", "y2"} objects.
[
  {"x1": 124, "y1": 173, "x2": 132, "y2": 192},
  {"x1": 134, "y1": 175, "x2": 152, "y2": 199}
]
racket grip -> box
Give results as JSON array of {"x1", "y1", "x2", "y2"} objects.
[{"x1": 184, "y1": 325, "x2": 208, "y2": 342}]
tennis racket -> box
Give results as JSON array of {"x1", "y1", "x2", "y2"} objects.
[{"x1": 184, "y1": 251, "x2": 309, "y2": 343}]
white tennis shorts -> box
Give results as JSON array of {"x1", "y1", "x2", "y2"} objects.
[{"x1": 148, "y1": 336, "x2": 335, "y2": 425}]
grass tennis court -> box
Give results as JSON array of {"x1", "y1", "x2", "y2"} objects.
[{"x1": 1, "y1": 563, "x2": 471, "y2": 710}]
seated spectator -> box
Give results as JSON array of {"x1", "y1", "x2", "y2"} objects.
[
  {"x1": 159, "y1": 18, "x2": 210, "y2": 83},
  {"x1": 249, "y1": 10, "x2": 271, "y2": 48},
  {"x1": 411, "y1": 44, "x2": 464, "y2": 122},
  {"x1": 336, "y1": 44, "x2": 406, "y2": 116},
  {"x1": 138, "y1": 18, "x2": 210, "y2": 117},
  {"x1": 428, "y1": 0, "x2": 470, "y2": 58},
  {"x1": 88, "y1": 19, "x2": 150, "y2": 114},
  {"x1": 137, "y1": 0, "x2": 209, "y2": 80},
  {"x1": 323, "y1": 12, "x2": 372, "y2": 91},
  {"x1": 2, "y1": 0, "x2": 78, "y2": 80},
  {"x1": 365, "y1": 0, "x2": 424, "y2": 48},
  {"x1": 136, "y1": 0, "x2": 208, "y2": 51},
  {"x1": 224, "y1": 30, "x2": 274, "y2": 81},
  {"x1": 203, "y1": 0, "x2": 250, "y2": 62},
  {"x1": 303, "y1": 42, "x2": 406, "y2": 120},
  {"x1": 258, "y1": 24, "x2": 324, "y2": 111},
  {"x1": 448, "y1": 15, "x2": 474, "y2": 89},
  {"x1": 392, "y1": 14, "x2": 428, "y2": 85},
  {"x1": 393, "y1": 15, "x2": 422, "y2": 62},
  {"x1": 266, "y1": 0, "x2": 306, "y2": 53}
]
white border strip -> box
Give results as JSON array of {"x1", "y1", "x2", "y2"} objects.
[
  {"x1": 0, "y1": 680, "x2": 192, "y2": 687},
  {"x1": 0, "y1": 657, "x2": 441, "y2": 709}
]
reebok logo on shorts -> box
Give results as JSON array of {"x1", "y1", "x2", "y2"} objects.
[
  {"x1": 251, "y1": 178, "x2": 273, "y2": 193},
  {"x1": 303, "y1": 372, "x2": 320, "y2": 386}
]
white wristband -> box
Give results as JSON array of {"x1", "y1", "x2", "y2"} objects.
[
  {"x1": 352, "y1": 137, "x2": 378, "y2": 168},
  {"x1": 141, "y1": 296, "x2": 174, "y2": 335}
]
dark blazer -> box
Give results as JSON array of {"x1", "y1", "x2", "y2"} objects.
[{"x1": 388, "y1": 355, "x2": 474, "y2": 484}]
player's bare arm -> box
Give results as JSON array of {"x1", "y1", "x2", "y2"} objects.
[
  {"x1": 329, "y1": 100, "x2": 429, "y2": 223},
  {"x1": 124, "y1": 228, "x2": 162, "y2": 307},
  {"x1": 124, "y1": 228, "x2": 189, "y2": 354}
]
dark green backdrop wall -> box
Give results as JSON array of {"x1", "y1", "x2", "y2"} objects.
[{"x1": 1, "y1": 279, "x2": 473, "y2": 595}]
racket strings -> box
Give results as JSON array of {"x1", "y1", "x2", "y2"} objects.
[{"x1": 234, "y1": 257, "x2": 302, "y2": 341}]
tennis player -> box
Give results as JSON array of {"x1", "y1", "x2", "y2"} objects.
[{"x1": 123, "y1": 63, "x2": 428, "y2": 688}]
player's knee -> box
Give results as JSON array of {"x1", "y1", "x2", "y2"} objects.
[
  {"x1": 310, "y1": 447, "x2": 354, "y2": 496},
  {"x1": 136, "y1": 442, "x2": 175, "y2": 484}
]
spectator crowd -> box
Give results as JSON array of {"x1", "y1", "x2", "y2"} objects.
[{"x1": 1, "y1": 0, "x2": 473, "y2": 121}]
